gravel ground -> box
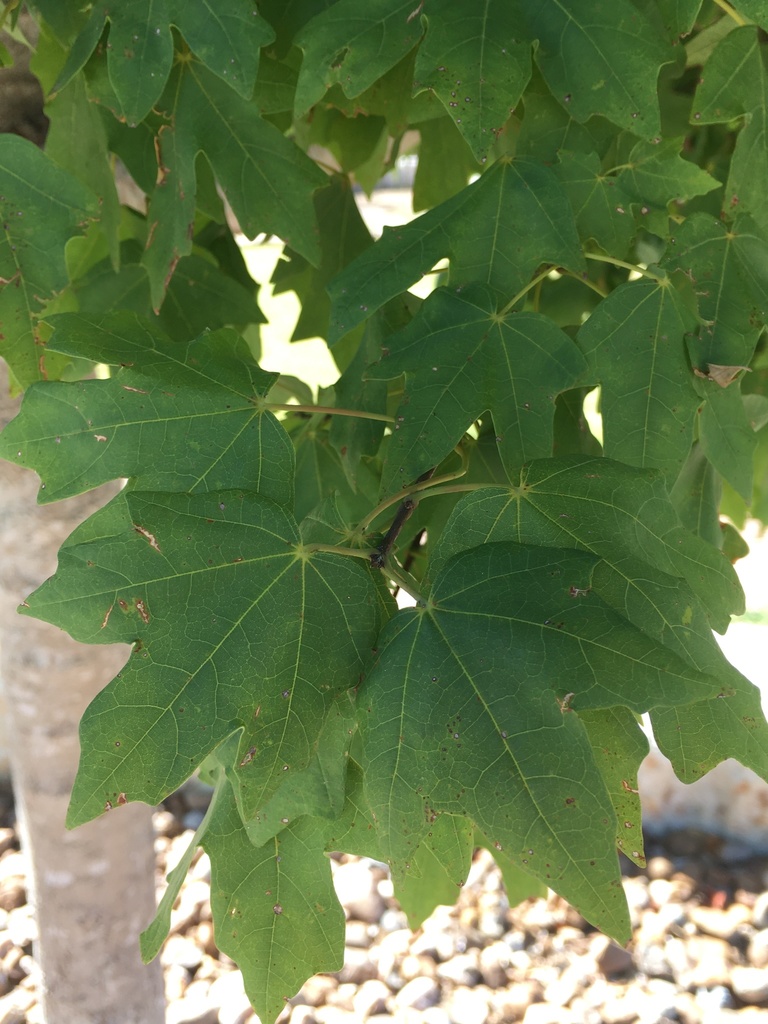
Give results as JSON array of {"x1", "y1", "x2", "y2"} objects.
[{"x1": 0, "y1": 786, "x2": 768, "y2": 1023}]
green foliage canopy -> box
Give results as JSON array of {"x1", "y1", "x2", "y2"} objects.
[{"x1": 2, "y1": 1, "x2": 768, "y2": 1019}]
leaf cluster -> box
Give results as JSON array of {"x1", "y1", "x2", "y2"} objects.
[{"x1": 2, "y1": 1, "x2": 768, "y2": 1018}]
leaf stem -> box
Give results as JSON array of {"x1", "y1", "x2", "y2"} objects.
[
  {"x1": 499, "y1": 266, "x2": 555, "y2": 316},
  {"x1": 383, "y1": 561, "x2": 425, "y2": 605},
  {"x1": 301, "y1": 543, "x2": 372, "y2": 560},
  {"x1": 711, "y1": 0, "x2": 747, "y2": 24},
  {"x1": 584, "y1": 252, "x2": 666, "y2": 284},
  {"x1": 357, "y1": 457, "x2": 468, "y2": 535},
  {"x1": 560, "y1": 269, "x2": 609, "y2": 299},
  {"x1": 266, "y1": 403, "x2": 394, "y2": 423}
]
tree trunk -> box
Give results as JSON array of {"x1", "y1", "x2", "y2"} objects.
[{"x1": 0, "y1": 367, "x2": 165, "y2": 1024}]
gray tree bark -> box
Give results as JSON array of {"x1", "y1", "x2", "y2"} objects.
[{"x1": 0, "y1": 365, "x2": 165, "y2": 1024}]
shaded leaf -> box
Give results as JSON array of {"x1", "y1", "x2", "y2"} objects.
[
  {"x1": 293, "y1": 0, "x2": 423, "y2": 116},
  {"x1": 429, "y1": 456, "x2": 743, "y2": 631},
  {"x1": 166, "y1": 0, "x2": 274, "y2": 99},
  {"x1": 579, "y1": 708, "x2": 649, "y2": 868},
  {"x1": 74, "y1": 244, "x2": 264, "y2": 341},
  {"x1": 367, "y1": 284, "x2": 589, "y2": 495},
  {"x1": 144, "y1": 59, "x2": 326, "y2": 308},
  {"x1": 394, "y1": 815, "x2": 473, "y2": 930},
  {"x1": 0, "y1": 313, "x2": 290, "y2": 503},
  {"x1": 141, "y1": 756, "x2": 227, "y2": 961},
  {"x1": 615, "y1": 137, "x2": 720, "y2": 237},
  {"x1": 698, "y1": 381, "x2": 756, "y2": 501},
  {"x1": 663, "y1": 213, "x2": 768, "y2": 368},
  {"x1": 555, "y1": 150, "x2": 635, "y2": 257},
  {"x1": 413, "y1": 1, "x2": 531, "y2": 161},
  {"x1": 523, "y1": 0, "x2": 675, "y2": 141},
  {"x1": 329, "y1": 157, "x2": 585, "y2": 344},
  {"x1": 0, "y1": 135, "x2": 97, "y2": 388},
  {"x1": 359, "y1": 541, "x2": 718, "y2": 940},
  {"x1": 413, "y1": 117, "x2": 482, "y2": 211},
  {"x1": 44, "y1": 72, "x2": 121, "y2": 268},
  {"x1": 575, "y1": 278, "x2": 701, "y2": 479},
  {"x1": 21, "y1": 488, "x2": 385, "y2": 827},
  {"x1": 241, "y1": 695, "x2": 357, "y2": 846},
  {"x1": 669, "y1": 442, "x2": 722, "y2": 547},
  {"x1": 693, "y1": 27, "x2": 768, "y2": 234},
  {"x1": 271, "y1": 176, "x2": 372, "y2": 342},
  {"x1": 202, "y1": 771, "x2": 344, "y2": 1023},
  {"x1": 56, "y1": 0, "x2": 274, "y2": 119},
  {"x1": 330, "y1": 294, "x2": 419, "y2": 478},
  {"x1": 56, "y1": 0, "x2": 174, "y2": 125},
  {"x1": 657, "y1": 0, "x2": 704, "y2": 36}
]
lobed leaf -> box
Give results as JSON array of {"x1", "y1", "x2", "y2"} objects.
[
  {"x1": 360, "y1": 543, "x2": 680, "y2": 942},
  {"x1": 144, "y1": 59, "x2": 326, "y2": 308},
  {"x1": 21, "y1": 489, "x2": 385, "y2": 827},
  {"x1": 576, "y1": 278, "x2": 701, "y2": 480},
  {"x1": 0, "y1": 313, "x2": 291, "y2": 504},
  {"x1": 413, "y1": 0, "x2": 531, "y2": 161},
  {"x1": 579, "y1": 708, "x2": 649, "y2": 868},
  {"x1": 329, "y1": 157, "x2": 585, "y2": 343},
  {"x1": 366, "y1": 283, "x2": 589, "y2": 494},
  {"x1": 429, "y1": 455, "x2": 743, "y2": 631},
  {"x1": 0, "y1": 136, "x2": 98, "y2": 388},
  {"x1": 522, "y1": 0, "x2": 675, "y2": 141},
  {"x1": 202, "y1": 772, "x2": 345, "y2": 1024},
  {"x1": 693, "y1": 27, "x2": 768, "y2": 236},
  {"x1": 293, "y1": 0, "x2": 423, "y2": 117}
]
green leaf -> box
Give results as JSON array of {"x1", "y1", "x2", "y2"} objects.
[
  {"x1": 293, "y1": 0, "x2": 423, "y2": 117},
  {"x1": 141, "y1": 756, "x2": 227, "y2": 961},
  {"x1": 58, "y1": 1, "x2": 174, "y2": 126},
  {"x1": 730, "y1": 1, "x2": 768, "y2": 27},
  {"x1": 22, "y1": 489, "x2": 385, "y2": 828},
  {"x1": 75, "y1": 246, "x2": 264, "y2": 341},
  {"x1": 241, "y1": 695, "x2": 356, "y2": 846},
  {"x1": 579, "y1": 708, "x2": 649, "y2": 868},
  {"x1": 553, "y1": 388, "x2": 603, "y2": 458},
  {"x1": 652, "y1": 676, "x2": 768, "y2": 783},
  {"x1": 329, "y1": 157, "x2": 585, "y2": 344},
  {"x1": 294, "y1": 428, "x2": 379, "y2": 523},
  {"x1": 657, "y1": 0, "x2": 704, "y2": 36},
  {"x1": 615, "y1": 137, "x2": 720, "y2": 236},
  {"x1": 330, "y1": 297, "x2": 417, "y2": 478},
  {"x1": 0, "y1": 135, "x2": 98, "y2": 388},
  {"x1": 475, "y1": 834, "x2": 547, "y2": 907},
  {"x1": 412, "y1": 1, "x2": 532, "y2": 161},
  {"x1": 0, "y1": 313, "x2": 290, "y2": 503},
  {"x1": 413, "y1": 116, "x2": 482, "y2": 212},
  {"x1": 669, "y1": 442, "x2": 722, "y2": 546},
  {"x1": 144, "y1": 59, "x2": 326, "y2": 308},
  {"x1": 576, "y1": 278, "x2": 701, "y2": 479},
  {"x1": 393, "y1": 815, "x2": 474, "y2": 930},
  {"x1": 698, "y1": 382, "x2": 756, "y2": 502},
  {"x1": 429, "y1": 456, "x2": 743, "y2": 632},
  {"x1": 555, "y1": 150, "x2": 635, "y2": 257},
  {"x1": 44, "y1": 73, "x2": 121, "y2": 268},
  {"x1": 363, "y1": 542, "x2": 707, "y2": 941},
  {"x1": 202, "y1": 773, "x2": 344, "y2": 1023},
  {"x1": 663, "y1": 213, "x2": 768, "y2": 367},
  {"x1": 367, "y1": 283, "x2": 589, "y2": 494},
  {"x1": 693, "y1": 27, "x2": 768, "y2": 234},
  {"x1": 523, "y1": 0, "x2": 675, "y2": 141},
  {"x1": 166, "y1": 0, "x2": 275, "y2": 99},
  {"x1": 56, "y1": 0, "x2": 274, "y2": 119},
  {"x1": 271, "y1": 176, "x2": 372, "y2": 342}
]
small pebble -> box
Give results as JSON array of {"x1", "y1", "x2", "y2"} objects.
[{"x1": 394, "y1": 976, "x2": 441, "y2": 1010}]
